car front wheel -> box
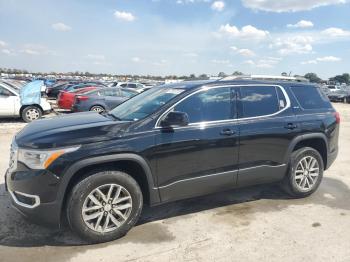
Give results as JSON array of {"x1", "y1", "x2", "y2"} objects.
[
  {"x1": 67, "y1": 170, "x2": 143, "y2": 243},
  {"x1": 282, "y1": 147, "x2": 324, "y2": 198}
]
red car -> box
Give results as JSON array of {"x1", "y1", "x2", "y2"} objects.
[{"x1": 57, "y1": 86, "x2": 100, "y2": 110}]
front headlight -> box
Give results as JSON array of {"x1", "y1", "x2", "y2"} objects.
[{"x1": 17, "y1": 146, "x2": 80, "y2": 170}]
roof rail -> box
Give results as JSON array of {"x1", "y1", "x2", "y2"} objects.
[{"x1": 220, "y1": 74, "x2": 309, "y2": 83}]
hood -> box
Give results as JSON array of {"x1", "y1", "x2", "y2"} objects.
[{"x1": 16, "y1": 112, "x2": 132, "y2": 149}]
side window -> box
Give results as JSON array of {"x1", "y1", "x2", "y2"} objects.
[
  {"x1": 276, "y1": 87, "x2": 287, "y2": 110},
  {"x1": 240, "y1": 86, "x2": 279, "y2": 118},
  {"x1": 173, "y1": 87, "x2": 232, "y2": 123},
  {"x1": 291, "y1": 86, "x2": 332, "y2": 109},
  {"x1": 0, "y1": 87, "x2": 13, "y2": 97},
  {"x1": 121, "y1": 90, "x2": 136, "y2": 98},
  {"x1": 128, "y1": 84, "x2": 137, "y2": 89},
  {"x1": 104, "y1": 89, "x2": 116, "y2": 96},
  {"x1": 120, "y1": 83, "x2": 127, "y2": 88}
]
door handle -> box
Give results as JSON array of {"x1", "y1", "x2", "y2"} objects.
[
  {"x1": 285, "y1": 123, "x2": 297, "y2": 130},
  {"x1": 220, "y1": 129, "x2": 236, "y2": 136}
]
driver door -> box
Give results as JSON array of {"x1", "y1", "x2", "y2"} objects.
[{"x1": 153, "y1": 86, "x2": 240, "y2": 202}]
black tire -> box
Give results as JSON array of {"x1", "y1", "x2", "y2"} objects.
[
  {"x1": 282, "y1": 147, "x2": 324, "y2": 198},
  {"x1": 21, "y1": 106, "x2": 42, "y2": 122},
  {"x1": 67, "y1": 170, "x2": 143, "y2": 243},
  {"x1": 90, "y1": 105, "x2": 105, "y2": 113}
]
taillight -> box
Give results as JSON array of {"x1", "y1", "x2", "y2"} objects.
[
  {"x1": 76, "y1": 95, "x2": 89, "y2": 101},
  {"x1": 334, "y1": 112, "x2": 340, "y2": 124}
]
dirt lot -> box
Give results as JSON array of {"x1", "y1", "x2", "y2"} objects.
[{"x1": 0, "y1": 104, "x2": 350, "y2": 262}]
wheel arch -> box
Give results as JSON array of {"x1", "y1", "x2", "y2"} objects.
[
  {"x1": 57, "y1": 153, "x2": 160, "y2": 226},
  {"x1": 285, "y1": 133, "x2": 329, "y2": 169},
  {"x1": 20, "y1": 104, "x2": 43, "y2": 116}
]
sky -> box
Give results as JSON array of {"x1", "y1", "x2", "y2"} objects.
[{"x1": 0, "y1": 0, "x2": 350, "y2": 78}]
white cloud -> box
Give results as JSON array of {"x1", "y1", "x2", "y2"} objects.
[
  {"x1": 183, "y1": 52, "x2": 198, "y2": 57},
  {"x1": 176, "y1": 0, "x2": 211, "y2": 4},
  {"x1": 219, "y1": 24, "x2": 269, "y2": 40},
  {"x1": 1, "y1": 49, "x2": 12, "y2": 55},
  {"x1": 230, "y1": 46, "x2": 255, "y2": 57},
  {"x1": 152, "y1": 59, "x2": 168, "y2": 66},
  {"x1": 244, "y1": 57, "x2": 281, "y2": 68},
  {"x1": 0, "y1": 40, "x2": 6, "y2": 47},
  {"x1": 52, "y1": 22, "x2": 72, "y2": 32},
  {"x1": 321, "y1": 27, "x2": 350, "y2": 37},
  {"x1": 211, "y1": 59, "x2": 230, "y2": 64},
  {"x1": 287, "y1": 20, "x2": 314, "y2": 28},
  {"x1": 114, "y1": 11, "x2": 136, "y2": 22},
  {"x1": 86, "y1": 54, "x2": 105, "y2": 60},
  {"x1": 132, "y1": 57, "x2": 141, "y2": 62},
  {"x1": 211, "y1": 1, "x2": 225, "y2": 11},
  {"x1": 271, "y1": 36, "x2": 313, "y2": 55},
  {"x1": 22, "y1": 49, "x2": 40, "y2": 55},
  {"x1": 241, "y1": 0, "x2": 347, "y2": 12},
  {"x1": 301, "y1": 56, "x2": 341, "y2": 65}
]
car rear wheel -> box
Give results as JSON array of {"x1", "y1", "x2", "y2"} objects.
[
  {"x1": 21, "y1": 106, "x2": 42, "y2": 122},
  {"x1": 66, "y1": 170, "x2": 143, "y2": 243},
  {"x1": 282, "y1": 147, "x2": 324, "y2": 198},
  {"x1": 90, "y1": 105, "x2": 105, "y2": 113}
]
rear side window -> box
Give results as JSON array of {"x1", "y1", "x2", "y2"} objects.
[
  {"x1": 240, "y1": 86, "x2": 280, "y2": 118},
  {"x1": 291, "y1": 86, "x2": 332, "y2": 109}
]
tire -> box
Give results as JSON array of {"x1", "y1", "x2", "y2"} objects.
[
  {"x1": 21, "y1": 106, "x2": 42, "y2": 122},
  {"x1": 90, "y1": 105, "x2": 105, "y2": 113},
  {"x1": 282, "y1": 147, "x2": 324, "y2": 198},
  {"x1": 67, "y1": 170, "x2": 143, "y2": 243}
]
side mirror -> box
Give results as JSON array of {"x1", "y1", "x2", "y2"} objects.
[{"x1": 160, "y1": 111, "x2": 189, "y2": 127}]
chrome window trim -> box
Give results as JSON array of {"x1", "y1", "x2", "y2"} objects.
[
  {"x1": 154, "y1": 84, "x2": 291, "y2": 129},
  {"x1": 9, "y1": 190, "x2": 40, "y2": 209}
]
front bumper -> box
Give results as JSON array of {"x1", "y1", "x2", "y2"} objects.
[{"x1": 5, "y1": 165, "x2": 62, "y2": 228}]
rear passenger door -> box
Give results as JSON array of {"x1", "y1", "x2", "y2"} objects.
[{"x1": 237, "y1": 85, "x2": 298, "y2": 186}]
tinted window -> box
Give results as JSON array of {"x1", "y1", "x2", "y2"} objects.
[
  {"x1": 121, "y1": 90, "x2": 137, "y2": 98},
  {"x1": 240, "y1": 86, "x2": 279, "y2": 118},
  {"x1": 104, "y1": 89, "x2": 118, "y2": 96},
  {"x1": 291, "y1": 86, "x2": 332, "y2": 109},
  {"x1": 276, "y1": 87, "x2": 287, "y2": 110},
  {"x1": 0, "y1": 87, "x2": 13, "y2": 97},
  {"x1": 120, "y1": 83, "x2": 127, "y2": 87},
  {"x1": 128, "y1": 84, "x2": 137, "y2": 89},
  {"x1": 174, "y1": 87, "x2": 232, "y2": 123}
]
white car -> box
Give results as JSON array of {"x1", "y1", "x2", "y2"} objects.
[
  {"x1": 116, "y1": 82, "x2": 148, "y2": 92},
  {"x1": 0, "y1": 81, "x2": 52, "y2": 122}
]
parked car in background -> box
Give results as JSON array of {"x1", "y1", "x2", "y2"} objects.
[
  {"x1": 327, "y1": 85, "x2": 341, "y2": 92},
  {"x1": 47, "y1": 81, "x2": 106, "y2": 98},
  {"x1": 72, "y1": 87, "x2": 138, "y2": 112},
  {"x1": 327, "y1": 89, "x2": 350, "y2": 103},
  {"x1": 57, "y1": 86, "x2": 101, "y2": 110},
  {"x1": 46, "y1": 81, "x2": 78, "y2": 98},
  {"x1": 0, "y1": 81, "x2": 51, "y2": 122},
  {"x1": 116, "y1": 82, "x2": 149, "y2": 92}
]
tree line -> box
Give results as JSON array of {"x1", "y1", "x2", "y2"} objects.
[{"x1": 1, "y1": 67, "x2": 348, "y2": 84}]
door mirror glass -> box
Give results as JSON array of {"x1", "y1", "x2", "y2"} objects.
[{"x1": 160, "y1": 111, "x2": 189, "y2": 127}]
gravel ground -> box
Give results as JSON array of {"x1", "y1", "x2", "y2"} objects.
[{"x1": 0, "y1": 104, "x2": 350, "y2": 262}]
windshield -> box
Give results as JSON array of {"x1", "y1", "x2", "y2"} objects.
[{"x1": 110, "y1": 87, "x2": 185, "y2": 121}]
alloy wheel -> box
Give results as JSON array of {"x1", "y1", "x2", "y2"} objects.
[
  {"x1": 294, "y1": 156, "x2": 320, "y2": 192},
  {"x1": 82, "y1": 184, "x2": 133, "y2": 233}
]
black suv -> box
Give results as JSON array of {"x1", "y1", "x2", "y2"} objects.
[{"x1": 5, "y1": 80, "x2": 339, "y2": 243}]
